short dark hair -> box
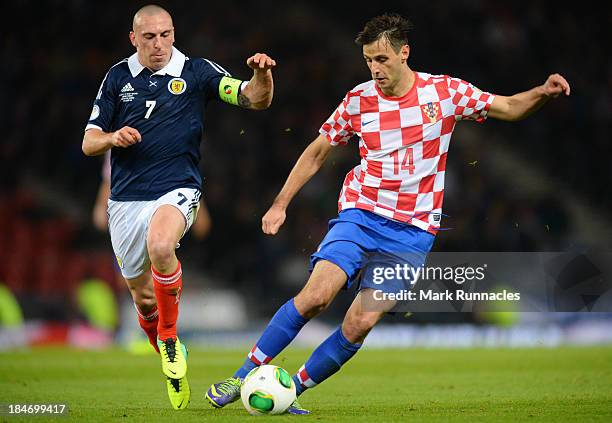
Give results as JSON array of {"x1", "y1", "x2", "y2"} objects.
[{"x1": 355, "y1": 13, "x2": 414, "y2": 52}]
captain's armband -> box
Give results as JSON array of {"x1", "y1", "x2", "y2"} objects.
[{"x1": 218, "y1": 76, "x2": 245, "y2": 106}]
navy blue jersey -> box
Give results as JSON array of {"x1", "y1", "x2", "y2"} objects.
[{"x1": 86, "y1": 47, "x2": 240, "y2": 201}]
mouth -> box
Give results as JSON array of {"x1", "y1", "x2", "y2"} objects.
[{"x1": 374, "y1": 77, "x2": 387, "y2": 84}]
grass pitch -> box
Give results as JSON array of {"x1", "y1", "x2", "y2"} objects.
[{"x1": 1, "y1": 346, "x2": 611, "y2": 421}]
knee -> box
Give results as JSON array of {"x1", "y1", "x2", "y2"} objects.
[
  {"x1": 295, "y1": 290, "x2": 333, "y2": 319},
  {"x1": 148, "y1": 238, "x2": 176, "y2": 268},
  {"x1": 342, "y1": 313, "x2": 378, "y2": 344},
  {"x1": 133, "y1": 292, "x2": 157, "y2": 314}
]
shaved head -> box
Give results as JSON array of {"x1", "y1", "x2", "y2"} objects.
[
  {"x1": 133, "y1": 4, "x2": 172, "y2": 31},
  {"x1": 129, "y1": 4, "x2": 175, "y2": 71}
]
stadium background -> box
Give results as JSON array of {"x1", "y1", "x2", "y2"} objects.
[{"x1": 1, "y1": 0, "x2": 610, "y2": 349}]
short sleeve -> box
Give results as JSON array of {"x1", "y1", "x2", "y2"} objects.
[
  {"x1": 193, "y1": 58, "x2": 232, "y2": 101},
  {"x1": 86, "y1": 69, "x2": 117, "y2": 132},
  {"x1": 447, "y1": 77, "x2": 495, "y2": 122},
  {"x1": 319, "y1": 93, "x2": 355, "y2": 146}
]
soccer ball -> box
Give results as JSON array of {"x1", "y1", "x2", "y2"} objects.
[{"x1": 240, "y1": 365, "x2": 296, "y2": 415}]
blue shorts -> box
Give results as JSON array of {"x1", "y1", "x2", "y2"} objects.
[{"x1": 309, "y1": 208, "x2": 435, "y2": 292}]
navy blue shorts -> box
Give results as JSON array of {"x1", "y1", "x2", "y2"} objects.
[{"x1": 309, "y1": 209, "x2": 435, "y2": 292}]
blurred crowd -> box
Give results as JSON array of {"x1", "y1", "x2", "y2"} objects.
[{"x1": 1, "y1": 1, "x2": 610, "y2": 319}]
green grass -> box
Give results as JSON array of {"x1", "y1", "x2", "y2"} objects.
[{"x1": 1, "y1": 346, "x2": 611, "y2": 421}]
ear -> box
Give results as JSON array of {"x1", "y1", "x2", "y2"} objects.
[
  {"x1": 129, "y1": 31, "x2": 137, "y2": 48},
  {"x1": 401, "y1": 44, "x2": 410, "y2": 63}
]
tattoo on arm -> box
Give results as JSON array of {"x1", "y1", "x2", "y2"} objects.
[{"x1": 238, "y1": 93, "x2": 251, "y2": 108}]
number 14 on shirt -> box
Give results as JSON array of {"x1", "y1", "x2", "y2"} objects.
[{"x1": 390, "y1": 147, "x2": 414, "y2": 175}]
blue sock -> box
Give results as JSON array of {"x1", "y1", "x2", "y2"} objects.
[
  {"x1": 234, "y1": 298, "x2": 308, "y2": 379},
  {"x1": 292, "y1": 326, "x2": 361, "y2": 395}
]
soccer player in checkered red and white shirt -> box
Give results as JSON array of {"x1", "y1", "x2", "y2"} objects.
[{"x1": 206, "y1": 14, "x2": 570, "y2": 413}]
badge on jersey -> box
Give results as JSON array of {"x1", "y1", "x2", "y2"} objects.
[
  {"x1": 89, "y1": 104, "x2": 100, "y2": 120},
  {"x1": 168, "y1": 78, "x2": 187, "y2": 95},
  {"x1": 430, "y1": 213, "x2": 441, "y2": 224},
  {"x1": 421, "y1": 102, "x2": 441, "y2": 123}
]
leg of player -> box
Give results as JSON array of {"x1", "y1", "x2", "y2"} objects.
[
  {"x1": 147, "y1": 204, "x2": 187, "y2": 378},
  {"x1": 205, "y1": 260, "x2": 347, "y2": 409},
  {"x1": 291, "y1": 289, "x2": 389, "y2": 399},
  {"x1": 147, "y1": 204, "x2": 190, "y2": 410},
  {"x1": 342, "y1": 288, "x2": 393, "y2": 343},
  {"x1": 124, "y1": 270, "x2": 159, "y2": 353}
]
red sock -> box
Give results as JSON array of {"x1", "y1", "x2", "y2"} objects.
[
  {"x1": 152, "y1": 261, "x2": 183, "y2": 341},
  {"x1": 135, "y1": 304, "x2": 160, "y2": 353}
]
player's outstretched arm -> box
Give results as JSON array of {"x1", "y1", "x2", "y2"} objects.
[
  {"x1": 82, "y1": 126, "x2": 142, "y2": 156},
  {"x1": 262, "y1": 135, "x2": 333, "y2": 235},
  {"x1": 488, "y1": 73, "x2": 570, "y2": 122},
  {"x1": 239, "y1": 53, "x2": 276, "y2": 110}
]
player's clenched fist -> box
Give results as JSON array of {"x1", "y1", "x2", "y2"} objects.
[
  {"x1": 111, "y1": 126, "x2": 142, "y2": 147},
  {"x1": 542, "y1": 73, "x2": 571, "y2": 98},
  {"x1": 247, "y1": 53, "x2": 276, "y2": 71},
  {"x1": 262, "y1": 205, "x2": 286, "y2": 235}
]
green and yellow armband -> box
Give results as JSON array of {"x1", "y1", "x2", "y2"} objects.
[{"x1": 218, "y1": 76, "x2": 244, "y2": 106}]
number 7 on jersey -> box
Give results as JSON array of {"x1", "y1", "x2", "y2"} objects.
[{"x1": 144, "y1": 100, "x2": 156, "y2": 119}]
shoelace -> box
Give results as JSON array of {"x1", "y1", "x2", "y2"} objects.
[
  {"x1": 217, "y1": 378, "x2": 240, "y2": 395},
  {"x1": 169, "y1": 378, "x2": 182, "y2": 392},
  {"x1": 163, "y1": 338, "x2": 177, "y2": 362}
]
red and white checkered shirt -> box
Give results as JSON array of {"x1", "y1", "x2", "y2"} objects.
[{"x1": 319, "y1": 72, "x2": 495, "y2": 234}]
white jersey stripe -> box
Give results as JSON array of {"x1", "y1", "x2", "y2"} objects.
[
  {"x1": 96, "y1": 59, "x2": 127, "y2": 100},
  {"x1": 203, "y1": 59, "x2": 230, "y2": 76}
]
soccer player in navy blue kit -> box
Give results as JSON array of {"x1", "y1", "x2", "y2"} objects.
[
  {"x1": 82, "y1": 4, "x2": 275, "y2": 410},
  {"x1": 206, "y1": 14, "x2": 570, "y2": 414}
]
